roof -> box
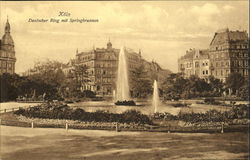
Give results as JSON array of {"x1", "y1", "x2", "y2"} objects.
[
  {"x1": 210, "y1": 29, "x2": 248, "y2": 46},
  {"x1": 179, "y1": 48, "x2": 209, "y2": 61},
  {"x1": 179, "y1": 49, "x2": 195, "y2": 60},
  {"x1": 196, "y1": 49, "x2": 209, "y2": 59},
  {"x1": 2, "y1": 33, "x2": 14, "y2": 46}
]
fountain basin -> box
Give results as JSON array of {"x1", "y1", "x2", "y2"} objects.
[{"x1": 115, "y1": 100, "x2": 136, "y2": 106}]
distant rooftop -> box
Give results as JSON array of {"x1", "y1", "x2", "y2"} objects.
[{"x1": 210, "y1": 29, "x2": 248, "y2": 46}]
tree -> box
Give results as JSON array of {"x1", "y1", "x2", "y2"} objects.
[
  {"x1": 208, "y1": 75, "x2": 224, "y2": 96},
  {"x1": 208, "y1": 76, "x2": 223, "y2": 91},
  {"x1": 188, "y1": 75, "x2": 211, "y2": 93},
  {"x1": 238, "y1": 82, "x2": 249, "y2": 100},
  {"x1": 60, "y1": 64, "x2": 90, "y2": 98},
  {"x1": 28, "y1": 60, "x2": 67, "y2": 99},
  {"x1": 161, "y1": 73, "x2": 188, "y2": 99},
  {"x1": 225, "y1": 73, "x2": 245, "y2": 95},
  {"x1": 73, "y1": 65, "x2": 89, "y2": 90},
  {"x1": 29, "y1": 60, "x2": 66, "y2": 88},
  {"x1": 0, "y1": 73, "x2": 56, "y2": 102},
  {"x1": 0, "y1": 73, "x2": 19, "y2": 101},
  {"x1": 130, "y1": 65, "x2": 152, "y2": 98}
]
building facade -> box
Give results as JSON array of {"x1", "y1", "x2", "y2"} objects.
[
  {"x1": 178, "y1": 48, "x2": 210, "y2": 80},
  {"x1": 209, "y1": 29, "x2": 249, "y2": 81},
  {"x1": 178, "y1": 29, "x2": 249, "y2": 82},
  {"x1": 0, "y1": 19, "x2": 16, "y2": 75},
  {"x1": 66, "y1": 41, "x2": 170, "y2": 97}
]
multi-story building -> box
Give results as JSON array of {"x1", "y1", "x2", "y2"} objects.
[
  {"x1": 209, "y1": 29, "x2": 249, "y2": 81},
  {"x1": 67, "y1": 40, "x2": 170, "y2": 97},
  {"x1": 0, "y1": 19, "x2": 16, "y2": 75},
  {"x1": 178, "y1": 48, "x2": 210, "y2": 80},
  {"x1": 178, "y1": 29, "x2": 249, "y2": 82}
]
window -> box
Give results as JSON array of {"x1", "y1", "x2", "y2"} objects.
[
  {"x1": 195, "y1": 62, "x2": 199, "y2": 68},
  {"x1": 206, "y1": 70, "x2": 208, "y2": 75},
  {"x1": 239, "y1": 61, "x2": 243, "y2": 67},
  {"x1": 221, "y1": 70, "x2": 223, "y2": 76},
  {"x1": 2, "y1": 61, "x2": 6, "y2": 68},
  {"x1": 203, "y1": 71, "x2": 205, "y2": 75},
  {"x1": 234, "y1": 61, "x2": 238, "y2": 67},
  {"x1": 216, "y1": 62, "x2": 219, "y2": 67},
  {"x1": 245, "y1": 60, "x2": 248, "y2": 67}
]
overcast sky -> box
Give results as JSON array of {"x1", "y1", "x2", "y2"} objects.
[{"x1": 0, "y1": 1, "x2": 249, "y2": 73}]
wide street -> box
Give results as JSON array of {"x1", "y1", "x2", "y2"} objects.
[{"x1": 0, "y1": 125, "x2": 249, "y2": 160}]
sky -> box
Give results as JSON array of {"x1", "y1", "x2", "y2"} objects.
[{"x1": 0, "y1": 1, "x2": 249, "y2": 73}]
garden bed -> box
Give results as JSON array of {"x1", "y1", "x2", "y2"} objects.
[
  {"x1": 1, "y1": 111, "x2": 249, "y2": 133},
  {"x1": 0, "y1": 112, "x2": 153, "y2": 131},
  {"x1": 1, "y1": 102, "x2": 249, "y2": 133}
]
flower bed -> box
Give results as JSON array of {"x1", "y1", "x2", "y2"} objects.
[
  {"x1": 14, "y1": 102, "x2": 152, "y2": 125},
  {"x1": 152, "y1": 104, "x2": 249, "y2": 125}
]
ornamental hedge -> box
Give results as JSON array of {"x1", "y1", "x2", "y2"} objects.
[
  {"x1": 153, "y1": 104, "x2": 249, "y2": 123},
  {"x1": 14, "y1": 102, "x2": 152, "y2": 124}
]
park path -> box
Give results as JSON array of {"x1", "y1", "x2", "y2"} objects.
[
  {"x1": 0, "y1": 102, "x2": 41, "y2": 113},
  {"x1": 0, "y1": 125, "x2": 249, "y2": 160}
]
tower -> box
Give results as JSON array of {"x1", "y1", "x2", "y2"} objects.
[
  {"x1": 2, "y1": 18, "x2": 15, "y2": 52},
  {"x1": 0, "y1": 18, "x2": 16, "y2": 74},
  {"x1": 107, "y1": 38, "x2": 112, "y2": 50}
]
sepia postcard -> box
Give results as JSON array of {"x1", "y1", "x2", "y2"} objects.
[{"x1": 0, "y1": 1, "x2": 249, "y2": 160}]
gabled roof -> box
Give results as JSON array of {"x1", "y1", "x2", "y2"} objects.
[
  {"x1": 179, "y1": 49, "x2": 195, "y2": 60},
  {"x1": 195, "y1": 49, "x2": 209, "y2": 59}
]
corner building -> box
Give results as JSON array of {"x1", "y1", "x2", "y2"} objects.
[
  {"x1": 178, "y1": 29, "x2": 249, "y2": 82},
  {"x1": 209, "y1": 29, "x2": 249, "y2": 81},
  {"x1": 70, "y1": 41, "x2": 169, "y2": 97}
]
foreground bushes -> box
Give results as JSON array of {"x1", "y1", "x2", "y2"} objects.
[
  {"x1": 14, "y1": 103, "x2": 152, "y2": 124},
  {"x1": 153, "y1": 104, "x2": 249, "y2": 123}
]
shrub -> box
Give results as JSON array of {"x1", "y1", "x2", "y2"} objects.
[
  {"x1": 14, "y1": 108, "x2": 25, "y2": 115},
  {"x1": 152, "y1": 104, "x2": 249, "y2": 123},
  {"x1": 13, "y1": 103, "x2": 152, "y2": 124},
  {"x1": 172, "y1": 103, "x2": 190, "y2": 108},
  {"x1": 82, "y1": 90, "x2": 96, "y2": 98}
]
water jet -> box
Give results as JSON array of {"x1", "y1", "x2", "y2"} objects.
[{"x1": 115, "y1": 46, "x2": 136, "y2": 106}]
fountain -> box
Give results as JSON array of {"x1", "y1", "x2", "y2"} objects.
[
  {"x1": 152, "y1": 80, "x2": 160, "y2": 113},
  {"x1": 115, "y1": 46, "x2": 136, "y2": 106}
]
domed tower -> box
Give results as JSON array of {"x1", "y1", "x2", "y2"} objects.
[
  {"x1": 2, "y1": 18, "x2": 15, "y2": 53},
  {"x1": 0, "y1": 18, "x2": 16, "y2": 74},
  {"x1": 107, "y1": 38, "x2": 112, "y2": 50}
]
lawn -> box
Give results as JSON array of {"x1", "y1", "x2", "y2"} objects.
[{"x1": 1, "y1": 126, "x2": 249, "y2": 160}]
